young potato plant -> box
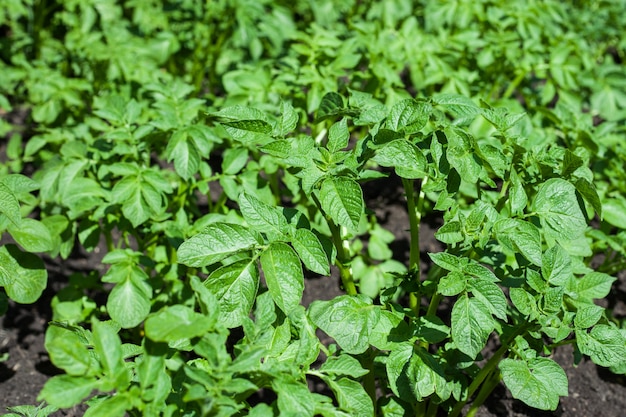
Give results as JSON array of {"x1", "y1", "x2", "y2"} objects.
[
  {"x1": 14, "y1": 91, "x2": 619, "y2": 417},
  {"x1": 1, "y1": 1, "x2": 626, "y2": 416}
]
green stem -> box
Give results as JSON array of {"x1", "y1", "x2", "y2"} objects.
[
  {"x1": 327, "y1": 216, "x2": 357, "y2": 296},
  {"x1": 424, "y1": 398, "x2": 438, "y2": 417},
  {"x1": 465, "y1": 370, "x2": 502, "y2": 417},
  {"x1": 502, "y1": 71, "x2": 526, "y2": 100},
  {"x1": 448, "y1": 324, "x2": 530, "y2": 417},
  {"x1": 402, "y1": 176, "x2": 428, "y2": 316}
]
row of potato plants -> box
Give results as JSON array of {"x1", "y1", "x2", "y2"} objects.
[{"x1": 1, "y1": 0, "x2": 625, "y2": 416}]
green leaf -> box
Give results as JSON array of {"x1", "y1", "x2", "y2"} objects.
[
  {"x1": 165, "y1": 130, "x2": 200, "y2": 180},
  {"x1": 433, "y1": 94, "x2": 480, "y2": 120},
  {"x1": 435, "y1": 221, "x2": 463, "y2": 244},
  {"x1": 261, "y1": 242, "x2": 304, "y2": 315},
  {"x1": 91, "y1": 319, "x2": 128, "y2": 388},
  {"x1": 272, "y1": 377, "x2": 317, "y2": 417},
  {"x1": 320, "y1": 354, "x2": 369, "y2": 378},
  {"x1": 327, "y1": 118, "x2": 349, "y2": 153},
  {"x1": 509, "y1": 169, "x2": 527, "y2": 215},
  {"x1": 576, "y1": 325, "x2": 626, "y2": 367},
  {"x1": 8, "y1": 218, "x2": 54, "y2": 252},
  {"x1": 46, "y1": 329, "x2": 95, "y2": 376},
  {"x1": 576, "y1": 272, "x2": 616, "y2": 300},
  {"x1": 315, "y1": 92, "x2": 345, "y2": 123},
  {"x1": 372, "y1": 139, "x2": 428, "y2": 179},
  {"x1": 38, "y1": 375, "x2": 97, "y2": 408},
  {"x1": 500, "y1": 357, "x2": 568, "y2": 411},
  {"x1": 575, "y1": 178, "x2": 601, "y2": 218},
  {"x1": 107, "y1": 276, "x2": 152, "y2": 328},
  {"x1": 0, "y1": 244, "x2": 47, "y2": 304},
  {"x1": 83, "y1": 393, "x2": 131, "y2": 417},
  {"x1": 468, "y1": 278, "x2": 507, "y2": 321},
  {"x1": 325, "y1": 377, "x2": 374, "y2": 417},
  {"x1": 386, "y1": 343, "x2": 448, "y2": 402},
  {"x1": 532, "y1": 178, "x2": 587, "y2": 241},
  {"x1": 386, "y1": 99, "x2": 430, "y2": 133},
  {"x1": 319, "y1": 177, "x2": 364, "y2": 233},
  {"x1": 0, "y1": 181, "x2": 21, "y2": 226},
  {"x1": 542, "y1": 245, "x2": 572, "y2": 287},
  {"x1": 222, "y1": 147, "x2": 249, "y2": 175},
  {"x1": 205, "y1": 258, "x2": 259, "y2": 328},
  {"x1": 494, "y1": 218, "x2": 542, "y2": 266},
  {"x1": 275, "y1": 101, "x2": 299, "y2": 137},
  {"x1": 574, "y1": 304, "x2": 604, "y2": 329},
  {"x1": 177, "y1": 223, "x2": 260, "y2": 267},
  {"x1": 309, "y1": 295, "x2": 380, "y2": 354},
  {"x1": 603, "y1": 195, "x2": 626, "y2": 228},
  {"x1": 239, "y1": 192, "x2": 289, "y2": 241},
  {"x1": 451, "y1": 294, "x2": 494, "y2": 358},
  {"x1": 145, "y1": 305, "x2": 215, "y2": 342},
  {"x1": 292, "y1": 228, "x2": 330, "y2": 275}
]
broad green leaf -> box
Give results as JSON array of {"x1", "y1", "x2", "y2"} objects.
[
  {"x1": 575, "y1": 178, "x2": 601, "y2": 218},
  {"x1": 468, "y1": 278, "x2": 507, "y2": 321},
  {"x1": 428, "y1": 252, "x2": 467, "y2": 271},
  {"x1": 272, "y1": 377, "x2": 317, "y2": 417},
  {"x1": 415, "y1": 315, "x2": 450, "y2": 344},
  {"x1": 532, "y1": 178, "x2": 587, "y2": 241},
  {"x1": 438, "y1": 271, "x2": 466, "y2": 296},
  {"x1": 327, "y1": 118, "x2": 349, "y2": 153},
  {"x1": 46, "y1": 328, "x2": 95, "y2": 376},
  {"x1": 319, "y1": 177, "x2": 364, "y2": 233},
  {"x1": 261, "y1": 242, "x2": 304, "y2": 315},
  {"x1": 387, "y1": 343, "x2": 448, "y2": 402},
  {"x1": 38, "y1": 375, "x2": 97, "y2": 408},
  {"x1": 145, "y1": 305, "x2": 215, "y2": 342},
  {"x1": 205, "y1": 258, "x2": 259, "y2": 328},
  {"x1": 177, "y1": 223, "x2": 260, "y2": 267},
  {"x1": 309, "y1": 295, "x2": 380, "y2": 354},
  {"x1": 107, "y1": 276, "x2": 152, "y2": 328},
  {"x1": 222, "y1": 147, "x2": 249, "y2": 175},
  {"x1": 576, "y1": 272, "x2": 616, "y2": 300},
  {"x1": 320, "y1": 354, "x2": 369, "y2": 378},
  {"x1": 8, "y1": 218, "x2": 54, "y2": 252},
  {"x1": 91, "y1": 319, "x2": 129, "y2": 389},
  {"x1": 165, "y1": 129, "x2": 200, "y2": 180},
  {"x1": 0, "y1": 182, "x2": 21, "y2": 226},
  {"x1": 433, "y1": 94, "x2": 480, "y2": 120},
  {"x1": 315, "y1": 92, "x2": 346, "y2": 122},
  {"x1": 451, "y1": 294, "x2": 494, "y2": 358},
  {"x1": 292, "y1": 228, "x2": 330, "y2": 275},
  {"x1": 494, "y1": 218, "x2": 542, "y2": 266},
  {"x1": 112, "y1": 175, "x2": 163, "y2": 228},
  {"x1": 83, "y1": 393, "x2": 131, "y2": 417},
  {"x1": 275, "y1": 101, "x2": 299, "y2": 137},
  {"x1": 542, "y1": 245, "x2": 572, "y2": 287},
  {"x1": 444, "y1": 127, "x2": 481, "y2": 184},
  {"x1": 386, "y1": 99, "x2": 430, "y2": 133},
  {"x1": 510, "y1": 287, "x2": 538, "y2": 317},
  {"x1": 603, "y1": 195, "x2": 626, "y2": 228},
  {"x1": 369, "y1": 309, "x2": 410, "y2": 350},
  {"x1": 576, "y1": 325, "x2": 626, "y2": 368},
  {"x1": 435, "y1": 221, "x2": 463, "y2": 244},
  {"x1": 372, "y1": 139, "x2": 428, "y2": 179},
  {"x1": 325, "y1": 377, "x2": 374, "y2": 417},
  {"x1": 509, "y1": 169, "x2": 527, "y2": 215},
  {"x1": 239, "y1": 192, "x2": 288, "y2": 241},
  {"x1": 500, "y1": 357, "x2": 568, "y2": 411},
  {"x1": 0, "y1": 244, "x2": 47, "y2": 304},
  {"x1": 574, "y1": 304, "x2": 604, "y2": 329}
]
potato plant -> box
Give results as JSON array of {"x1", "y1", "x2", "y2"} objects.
[{"x1": 1, "y1": 0, "x2": 625, "y2": 416}]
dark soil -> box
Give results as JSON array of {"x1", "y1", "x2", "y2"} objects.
[{"x1": 1, "y1": 175, "x2": 626, "y2": 416}]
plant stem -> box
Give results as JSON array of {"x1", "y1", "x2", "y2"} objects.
[
  {"x1": 327, "y1": 216, "x2": 357, "y2": 296},
  {"x1": 448, "y1": 324, "x2": 529, "y2": 417},
  {"x1": 402, "y1": 176, "x2": 428, "y2": 316},
  {"x1": 465, "y1": 369, "x2": 502, "y2": 417}
]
